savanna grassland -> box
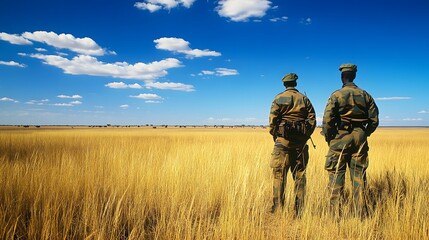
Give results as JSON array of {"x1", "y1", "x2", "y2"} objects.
[{"x1": 0, "y1": 126, "x2": 428, "y2": 239}]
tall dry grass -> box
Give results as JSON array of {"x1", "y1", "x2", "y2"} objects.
[{"x1": 0, "y1": 127, "x2": 428, "y2": 239}]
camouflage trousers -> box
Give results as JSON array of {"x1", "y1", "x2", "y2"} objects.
[
  {"x1": 325, "y1": 128, "x2": 369, "y2": 216},
  {"x1": 270, "y1": 140, "x2": 309, "y2": 215}
]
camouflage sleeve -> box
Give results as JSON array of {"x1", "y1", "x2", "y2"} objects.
[
  {"x1": 322, "y1": 95, "x2": 339, "y2": 142},
  {"x1": 305, "y1": 97, "x2": 316, "y2": 136},
  {"x1": 269, "y1": 99, "x2": 280, "y2": 136},
  {"x1": 365, "y1": 93, "x2": 379, "y2": 136}
]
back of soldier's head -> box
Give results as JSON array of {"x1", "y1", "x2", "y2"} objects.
[
  {"x1": 339, "y1": 63, "x2": 357, "y2": 82},
  {"x1": 282, "y1": 73, "x2": 298, "y2": 87},
  {"x1": 341, "y1": 71, "x2": 356, "y2": 82},
  {"x1": 283, "y1": 81, "x2": 297, "y2": 88}
]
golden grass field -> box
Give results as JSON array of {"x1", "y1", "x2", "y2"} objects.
[{"x1": 1, "y1": 126, "x2": 428, "y2": 239}]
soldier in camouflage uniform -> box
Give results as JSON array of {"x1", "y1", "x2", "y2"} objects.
[
  {"x1": 269, "y1": 73, "x2": 316, "y2": 216},
  {"x1": 322, "y1": 64, "x2": 379, "y2": 217}
]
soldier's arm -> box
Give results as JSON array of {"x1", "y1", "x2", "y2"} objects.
[
  {"x1": 305, "y1": 98, "x2": 316, "y2": 135},
  {"x1": 269, "y1": 100, "x2": 280, "y2": 137},
  {"x1": 365, "y1": 93, "x2": 379, "y2": 136},
  {"x1": 322, "y1": 95, "x2": 339, "y2": 142}
]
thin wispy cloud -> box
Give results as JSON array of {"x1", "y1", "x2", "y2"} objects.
[
  {"x1": 199, "y1": 68, "x2": 239, "y2": 76},
  {"x1": 418, "y1": 110, "x2": 429, "y2": 114},
  {"x1": 134, "y1": 0, "x2": 196, "y2": 12},
  {"x1": 207, "y1": 117, "x2": 259, "y2": 124},
  {"x1": 375, "y1": 97, "x2": 412, "y2": 101},
  {"x1": 215, "y1": 68, "x2": 239, "y2": 76},
  {"x1": 0, "y1": 60, "x2": 26, "y2": 68},
  {"x1": 57, "y1": 94, "x2": 82, "y2": 99},
  {"x1": 154, "y1": 37, "x2": 221, "y2": 59},
  {"x1": 130, "y1": 93, "x2": 163, "y2": 100},
  {"x1": 0, "y1": 97, "x2": 19, "y2": 103},
  {"x1": 26, "y1": 99, "x2": 49, "y2": 105},
  {"x1": 379, "y1": 116, "x2": 394, "y2": 123},
  {"x1": 145, "y1": 100, "x2": 162, "y2": 104},
  {"x1": 270, "y1": 16, "x2": 288, "y2": 22},
  {"x1": 402, "y1": 118, "x2": 423, "y2": 121},
  {"x1": 216, "y1": 0, "x2": 272, "y2": 22},
  {"x1": 200, "y1": 70, "x2": 215, "y2": 75},
  {"x1": 0, "y1": 32, "x2": 32, "y2": 45},
  {"x1": 35, "y1": 48, "x2": 47, "y2": 52},
  {"x1": 56, "y1": 52, "x2": 68, "y2": 56},
  {"x1": 146, "y1": 82, "x2": 195, "y2": 92},
  {"x1": 52, "y1": 100, "x2": 82, "y2": 107},
  {"x1": 120, "y1": 104, "x2": 129, "y2": 109},
  {"x1": 105, "y1": 82, "x2": 143, "y2": 89},
  {"x1": 23, "y1": 53, "x2": 182, "y2": 81},
  {"x1": 300, "y1": 17, "x2": 312, "y2": 25},
  {"x1": 52, "y1": 103, "x2": 73, "y2": 107}
]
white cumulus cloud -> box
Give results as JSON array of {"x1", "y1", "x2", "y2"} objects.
[
  {"x1": 216, "y1": 0, "x2": 272, "y2": 22},
  {"x1": 0, "y1": 60, "x2": 26, "y2": 68},
  {"x1": 22, "y1": 31, "x2": 111, "y2": 56},
  {"x1": 154, "y1": 37, "x2": 221, "y2": 58},
  {"x1": 134, "y1": 0, "x2": 196, "y2": 12},
  {"x1": 105, "y1": 82, "x2": 143, "y2": 89},
  {"x1": 106, "y1": 82, "x2": 128, "y2": 89},
  {"x1": 134, "y1": 2, "x2": 162, "y2": 12},
  {"x1": 0, "y1": 32, "x2": 32, "y2": 45},
  {"x1": 130, "y1": 93, "x2": 163, "y2": 100},
  {"x1": 146, "y1": 82, "x2": 195, "y2": 92},
  {"x1": 128, "y1": 83, "x2": 144, "y2": 89},
  {"x1": 25, "y1": 53, "x2": 182, "y2": 81}
]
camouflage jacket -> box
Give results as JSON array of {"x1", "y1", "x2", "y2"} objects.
[
  {"x1": 269, "y1": 87, "x2": 316, "y2": 141},
  {"x1": 322, "y1": 82, "x2": 379, "y2": 140}
]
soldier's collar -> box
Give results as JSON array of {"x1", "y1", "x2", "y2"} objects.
[
  {"x1": 286, "y1": 87, "x2": 299, "y2": 92},
  {"x1": 342, "y1": 82, "x2": 357, "y2": 87}
]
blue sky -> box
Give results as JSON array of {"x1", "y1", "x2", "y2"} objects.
[{"x1": 1, "y1": 0, "x2": 428, "y2": 126}]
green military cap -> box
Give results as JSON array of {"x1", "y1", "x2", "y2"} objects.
[
  {"x1": 339, "y1": 63, "x2": 357, "y2": 72},
  {"x1": 282, "y1": 73, "x2": 298, "y2": 82}
]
